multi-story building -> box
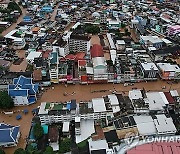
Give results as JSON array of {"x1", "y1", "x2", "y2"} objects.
[{"x1": 69, "y1": 34, "x2": 91, "y2": 54}]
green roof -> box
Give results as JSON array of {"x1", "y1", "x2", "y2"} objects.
[
  {"x1": 42, "y1": 125, "x2": 48, "y2": 134},
  {"x1": 45, "y1": 103, "x2": 50, "y2": 109},
  {"x1": 53, "y1": 104, "x2": 63, "y2": 110}
]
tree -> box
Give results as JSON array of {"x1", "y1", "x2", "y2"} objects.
[
  {"x1": 59, "y1": 138, "x2": 71, "y2": 154},
  {"x1": 121, "y1": 23, "x2": 126, "y2": 29},
  {"x1": 44, "y1": 146, "x2": 54, "y2": 154},
  {"x1": 0, "y1": 91, "x2": 14, "y2": 109},
  {"x1": 85, "y1": 25, "x2": 100, "y2": 34},
  {"x1": 14, "y1": 148, "x2": 26, "y2": 154},
  {"x1": 0, "y1": 148, "x2": 5, "y2": 154},
  {"x1": 33, "y1": 123, "x2": 43, "y2": 140},
  {"x1": 8, "y1": 1, "x2": 22, "y2": 14}
]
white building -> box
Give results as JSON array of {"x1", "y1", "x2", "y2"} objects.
[
  {"x1": 153, "y1": 114, "x2": 177, "y2": 135},
  {"x1": 69, "y1": 35, "x2": 91, "y2": 53}
]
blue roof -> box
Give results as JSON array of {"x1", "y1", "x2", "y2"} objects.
[
  {"x1": 0, "y1": 123, "x2": 13, "y2": 129},
  {"x1": 70, "y1": 99, "x2": 76, "y2": 109},
  {"x1": 67, "y1": 103, "x2": 71, "y2": 110},
  {"x1": 9, "y1": 89, "x2": 28, "y2": 97},
  {"x1": 8, "y1": 76, "x2": 39, "y2": 102},
  {"x1": 0, "y1": 124, "x2": 19, "y2": 143},
  {"x1": 28, "y1": 96, "x2": 36, "y2": 104}
]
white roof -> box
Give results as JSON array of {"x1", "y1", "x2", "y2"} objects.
[
  {"x1": 110, "y1": 50, "x2": 116, "y2": 65},
  {"x1": 141, "y1": 62, "x2": 158, "y2": 71},
  {"x1": 116, "y1": 40, "x2": 125, "y2": 45},
  {"x1": 92, "y1": 12, "x2": 100, "y2": 17},
  {"x1": 62, "y1": 121, "x2": 70, "y2": 132},
  {"x1": 108, "y1": 94, "x2": 119, "y2": 106},
  {"x1": 4, "y1": 29, "x2": 18, "y2": 40},
  {"x1": 92, "y1": 57, "x2": 106, "y2": 68},
  {"x1": 129, "y1": 89, "x2": 143, "y2": 100},
  {"x1": 162, "y1": 38, "x2": 172, "y2": 44},
  {"x1": 148, "y1": 47, "x2": 156, "y2": 51},
  {"x1": 112, "y1": 106, "x2": 120, "y2": 113},
  {"x1": 72, "y1": 22, "x2": 80, "y2": 29},
  {"x1": 0, "y1": 21, "x2": 9, "y2": 25},
  {"x1": 133, "y1": 116, "x2": 157, "y2": 135},
  {"x1": 76, "y1": 120, "x2": 95, "y2": 143},
  {"x1": 146, "y1": 92, "x2": 169, "y2": 111},
  {"x1": 141, "y1": 36, "x2": 163, "y2": 44},
  {"x1": 108, "y1": 20, "x2": 120, "y2": 24},
  {"x1": 170, "y1": 90, "x2": 179, "y2": 97},
  {"x1": 157, "y1": 63, "x2": 180, "y2": 72},
  {"x1": 86, "y1": 67, "x2": 94, "y2": 74},
  {"x1": 88, "y1": 138, "x2": 109, "y2": 151},
  {"x1": 154, "y1": 114, "x2": 176, "y2": 134},
  {"x1": 92, "y1": 98, "x2": 106, "y2": 112},
  {"x1": 26, "y1": 52, "x2": 42, "y2": 60},
  {"x1": 107, "y1": 33, "x2": 116, "y2": 49},
  {"x1": 75, "y1": 116, "x2": 80, "y2": 122},
  {"x1": 38, "y1": 102, "x2": 49, "y2": 115}
]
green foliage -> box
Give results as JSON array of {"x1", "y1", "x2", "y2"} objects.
[
  {"x1": 33, "y1": 123, "x2": 43, "y2": 140},
  {"x1": 106, "y1": 60, "x2": 113, "y2": 66},
  {"x1": 14, "y1": 148, "x2": 26, "y2": 154},
  {"x1": 121, "y1": 23, "x2": 126, "y2": 29},
  {"x1": 0, "y1": 8, "x2": 10, "y2": 14},
  {"x1": 0, "y1": 148, "x2": 5, "y2": 154},
  {"x1": 43, "y1": 146, "x2": 54, "y2": 154},
  {"x1": 0, "y1": 28, "x2": 5, "y2": 34},
  {"x1": 7, "y1": 1, "x2": 22, "y2": 14},
  {"x1": 0, "y1": 91, "x2": 14, "y2": 109},
  {"x1": 59, "y1": 138, "x2": 71, "y2": 154},
  {"x1": 26, "y1": 144, "x2": 38, "y2": 154},
  {"x1": 3, "y1": 17, "x2": 17, "y2": 23},
  {"x1": 85, "y1": 25, "x2": 100, "y2": 34},
  {"x1": 77, "y1": 139, "x2": 88, "y2": 149}
]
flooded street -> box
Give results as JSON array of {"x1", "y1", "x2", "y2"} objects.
[{"x1": 0, "y1": 81, "x2": 180, "y2": 153}]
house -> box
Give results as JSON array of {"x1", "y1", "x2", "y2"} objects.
[
  {"x1": 140, "y1": 62, "x2": 159, "y2": 79},
  {"x1": 4, "y1": 30, "x2": 26, "y2": 49},
  {"x1": 140, "y1": 36, "x2": 163, "y2": 49},
  {"x1": 92, "y1": 57, "x2": 108, "y2": 81},
  {"x1": 0, "y1": 123, "x2": 20, "y2": 147},
  {"x1": 40, "y1": 5, "x2": 53, "y2": 13},
  {"x1": 157, "y1": 63, "x2": 180, "y2": 80},
  {"x1": 167, "y1": 25, "x2": 180, "y2": 36},
  {"x1": 116, "y1": 40, "x2": 126, "y2": 52},
  {"x1": 48, "y1": 126, "x2": 59, "y2": 151},
  {"x1": 8, "y1": 75, "x2": 39, "y2": 105},
  {"x1": 52, "y1": 37, "x2": 69, "y2": 57},
  {"x1": 108, "y1": 20, "x2": 121, "y2": 30},
  {"x1": 23, "y1": 16, "x2": 32, "y2": 22},
  {"x1": 49, "y1": 51, "x2": 59, "y2": 83},
  {"x1": 26, "y1": 52, "x2": 42, "y2": 64},
  {"x1": 62, "y1": 121, "x2": 70, "y2": 136},
  {"x1": 153, "y1": 114, "x2": 177, "y2": 135}
]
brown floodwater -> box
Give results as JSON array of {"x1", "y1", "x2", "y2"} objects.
[{"x1": 1, "y1": 81, "x2": 180, "y2": 153}]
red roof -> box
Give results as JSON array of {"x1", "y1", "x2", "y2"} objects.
[
  {"x1": 65, "y1": 54, "x2": 76, "y2": 60},
  {"x1": 90, "y1": 44, "x2": 104, "y2": 58},
  {"x1": 127, "y1": 142, "x2": 180, "y2": 154},
  {"x1": 164, "y1": 92, "x2": 175, "y2": 104},
  {"x1": 75, "y1": 52, "x2": 85, "y2": 61},
  {"x1": 78, "y1": 60, "x2": 86, "y2": 67},
  {"x1": 38, "y1": 50, "x2": 51, "y2": 59}
]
